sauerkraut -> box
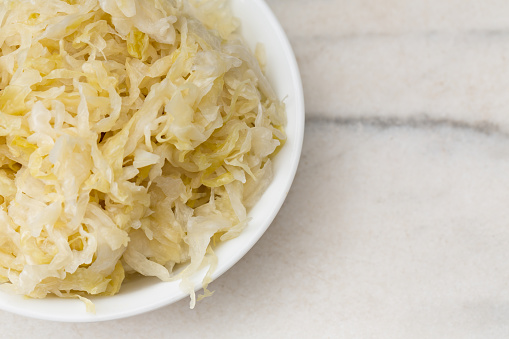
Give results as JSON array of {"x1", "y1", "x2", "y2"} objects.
[{"x1": 0, "y1": 0, "x2": 286, "y2": 310}]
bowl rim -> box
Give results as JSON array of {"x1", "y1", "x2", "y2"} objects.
[{"x1": 0, "y1": 0, "x2": 305, "y2": 322}]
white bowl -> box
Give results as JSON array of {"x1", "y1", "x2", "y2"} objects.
[{"x1": 0, "y1": 0, "x2": 305, "y2": 322}]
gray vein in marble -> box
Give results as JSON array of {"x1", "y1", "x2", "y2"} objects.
[
  {"x1": 289, "y1": 29, "x2": 509, "y2": 41},
  {"x1": 466, "y1": 29, "x2": 509, "y2": 37},
  {"x1": 307, "y1": 115, "x2": 506, "y2": 137}
]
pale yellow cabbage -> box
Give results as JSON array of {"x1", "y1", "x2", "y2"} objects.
[{"x1": 0, "y1": 0, "x2": 285, "y2": 310}]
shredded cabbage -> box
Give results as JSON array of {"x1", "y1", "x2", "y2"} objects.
[{"x1": 0, "y1": 0, "x2": 286, "y2": 310}]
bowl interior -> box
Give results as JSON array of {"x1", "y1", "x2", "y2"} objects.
[{"x1": 0, "y1": 0, "x2": 305, "y2": 322}]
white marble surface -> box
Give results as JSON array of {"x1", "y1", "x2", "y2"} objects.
[{"x1": 4, "y1": 0, "x2": 509, "y2": 338}]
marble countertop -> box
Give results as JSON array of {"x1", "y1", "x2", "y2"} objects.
[{"x1": 4, "y1": 0, "x2": 509, "y2": 337}]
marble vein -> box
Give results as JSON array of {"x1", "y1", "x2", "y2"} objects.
[
  {"x1": 290, "y1": 29, "x2": 509, "y2": 41},
  {"x1": 307, "y1": 115, "x2": 507, "y2": 137}
]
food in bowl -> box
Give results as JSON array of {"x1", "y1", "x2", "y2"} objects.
[{"x1": 0, "y1": 0, "x2": 285, "y2": 310}]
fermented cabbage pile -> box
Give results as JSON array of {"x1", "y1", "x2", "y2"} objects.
[{"x1": 0, "y1": 0, "x2": 285, "y2": 309}]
